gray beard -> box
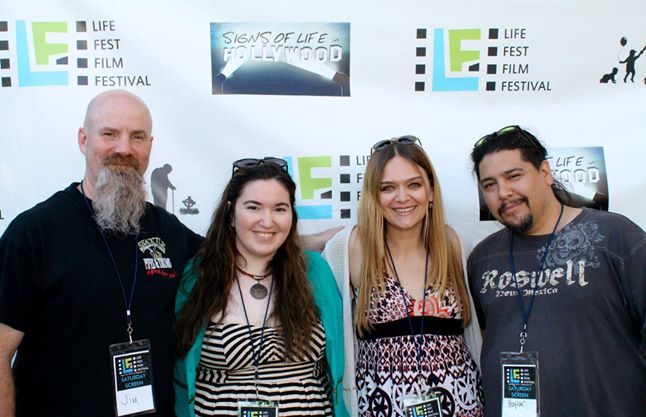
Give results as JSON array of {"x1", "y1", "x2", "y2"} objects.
[{"x1": 93, "y1": 167, "x2": 146, "y2": 235}]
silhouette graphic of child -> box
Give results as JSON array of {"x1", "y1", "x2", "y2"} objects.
[
  {"x1": 600, "y1": 67, "x2": 618, "y2": 83},
  {"x1": 620, "y1": 46, "x2": 646, "y2": 82}
]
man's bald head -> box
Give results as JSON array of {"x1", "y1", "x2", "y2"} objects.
[
  {"x1": 78, "y1": 89, "x2": 154, "y2": 199},
  {"x1": 83, "y1": 89, "x2": 153, "y2": 133}
]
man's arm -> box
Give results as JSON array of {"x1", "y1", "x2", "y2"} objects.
[
  {"x1": 300, "y1": 226, "x2": 344, "y2": 253},
  {"x1": 0, "y1": 323, "x2": 23, "y2": 417}
]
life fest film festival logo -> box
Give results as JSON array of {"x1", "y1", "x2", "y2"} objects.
[
  {"x1": 284, "y1": 154, "x2": 367, "y2": 221},
  {"x1": 0, "y1": 19, "x2": 150, "y2": 88},
  {"x1": 414, "y1": 27, "x2": 551, "y2": 93}
]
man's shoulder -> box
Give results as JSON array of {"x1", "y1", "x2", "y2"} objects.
[
  {"x1": 144, "y1": 203, "x2": 191, "y2": 229},
  {"x1": 471, "y1": 227, "x2": 509, "y2": 256},
  {"x1": 145, "y1": 202, "x2": 180, "y2": 224},
  {"x1": 574, "y1": 208, "x2": 645, "y2": 248},
  {"x1": 5, "y1": 185, "x2": 78, "y2": 233},
  {"x1": 142, "y1": 203, "x2": 203, "y2": 243},
  {"x1": 572, "y1": 207, "x2": 644, "y2": 237},
  {"x1": 578, "y1": 207, "x2": 641, "y2": 228}
]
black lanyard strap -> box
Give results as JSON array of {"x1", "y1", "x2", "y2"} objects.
[
  {"x1": 80, "y1": 181, "x2": 140, "y2": 343},
  {"x1": 509, "y1": 203, "x2": 564, "y2": 352},
  {"x1": 385, "y1": 242, "x2": 429, "y2": 382},
  {"x1": 236, "y1": 276, "x2": 273, "y2": 400}
]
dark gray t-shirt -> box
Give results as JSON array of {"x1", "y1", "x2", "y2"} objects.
[{"x1": 468, "y1": 208, "x2": 646, "y2": 417}]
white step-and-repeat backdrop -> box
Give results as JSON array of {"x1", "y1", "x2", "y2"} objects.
[{"x1": 1, "y1": 0, "x2": 645, "y2": 246}]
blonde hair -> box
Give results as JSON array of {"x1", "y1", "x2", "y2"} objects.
[{"x1": 356, "y1": 142, "x2": 471, "y2": 335}]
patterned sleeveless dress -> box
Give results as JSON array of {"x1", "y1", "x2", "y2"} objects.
[
  {"x1": 356, "y1": 274, "x2": 483, "y2": 417},
  {"x1": 194, "y1": 321, "x2": 333, "y2": 416}
]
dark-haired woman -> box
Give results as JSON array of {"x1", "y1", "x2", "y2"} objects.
[{"x1": 174, "y1": 158, "x2": 348, "y2": 417}]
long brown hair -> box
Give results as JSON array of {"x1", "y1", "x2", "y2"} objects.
[
  {"x1": 174, "y1": 163, "x2": 319, "y2": 357},
  {"x1": 356, "y1": 141, "x2": 471, "y2": 336}
]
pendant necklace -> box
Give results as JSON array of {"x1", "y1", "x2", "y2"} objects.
[{"x1": 236, "y1": 266, "x2": 271, "y2": 300}]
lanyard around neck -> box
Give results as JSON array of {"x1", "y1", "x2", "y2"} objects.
[
  {"x1": 509, "y1": 203, "x2": 564, "y2": 352},
  {"x1": 80, "y1": 181, "x2": 140, "y2": 343},
  {"x1": 385, "y1": 241, "x2": 429, "y2": 380},
  {"x1": 235, "y1": 276, "x2": 273, "y2": 400}
]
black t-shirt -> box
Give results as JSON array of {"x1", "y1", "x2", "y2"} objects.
[{"x1": 0, "y1": 183, "x2": 203, "y2": 417}]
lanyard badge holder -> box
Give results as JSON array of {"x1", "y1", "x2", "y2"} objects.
[
  {"x1": 500, "y1": 315, "x2": 540, "y2": 417},
  {"x1": 500, "y1": 351, "x2": 539, "y2": 417},
  {"x1": 402, "y1": 360, "x2": 442, "y2": 417},
  {"x1": 103, "y1": 239, "x2": 156, "y2": 416},
  {"x1": 238, "y1": 402, "x2": 278, "y2": 417},
  {"x1": 107, "y1": 268, "x2": 156, "y2": 417},
  {"x1": 108, "y1": 305, "x2": 156, "y2": 416},
  {"x1": 499, "y1": 272, "x2": 541, "y2": 417},
  {"x1": 500, "y1": 204, "x2": 563, "y2": 417},
  {"x1": 110, "y1": 339, "x2": 156, "y2": 416},
  {"x1": 236, "y1": 277, "x2": 278, "y2": 417},
  {"x1": 403, "y1": 394, "x2": 442, "y2": 417},
  {"x1": 386, "y1": 244, "x2": 443, "y2": 417},
  {"x1": 80, "y1": 182, "x2": 156, "y2": 416}
]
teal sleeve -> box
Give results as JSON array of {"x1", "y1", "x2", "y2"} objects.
[
  {"x1": 305, "y1": 251, "x2": 350, "y2": 417},
  {"x1": 173, "y1": 257, "x2": 201, "y2": 417}
]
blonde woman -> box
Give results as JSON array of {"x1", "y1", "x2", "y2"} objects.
[{"x1": 324, "y1": 137, "x2": 483, "y2": 417}]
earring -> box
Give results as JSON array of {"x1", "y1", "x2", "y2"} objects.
[{"x1": 429, "y1": 202, "x2": 433, "y2": 210}]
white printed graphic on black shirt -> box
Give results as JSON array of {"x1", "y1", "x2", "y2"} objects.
[
  {"x1": 138, "y1": 237, "x2": 176, "y2": 278},
  {"x1": 477, "y1": 219, "x2": 605, "y2": 298}
]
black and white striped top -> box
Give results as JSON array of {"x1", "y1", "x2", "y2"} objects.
[{"x1": 195, "y1": 321, "x2": 333, "y2": 416}]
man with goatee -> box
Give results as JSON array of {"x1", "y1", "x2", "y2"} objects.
[
  {"x1": 467, "y1": 126, "x2": 646, "y2": 417},
  {"x1": 0, "y1": 90, "x2": 202, "y2": 417}
]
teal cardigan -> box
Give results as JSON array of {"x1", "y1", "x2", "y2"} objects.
[{"x1": 174, "y1": 251, "x2": 349, "y2": 417}]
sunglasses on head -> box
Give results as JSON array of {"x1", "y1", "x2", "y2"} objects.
[
  {"x1": 371, "y1": 135, "x2": 423, "y2": 154},
  {"x1": 473, "y1": 125, "x2": 542, "y2": 151},
  {"x1": 231, "y1": 157, "x2": 288, "y2": 175}
]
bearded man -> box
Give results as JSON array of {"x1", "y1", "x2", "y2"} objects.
[
  {"x1": 467, "y1": 125, "x2": 646, "y2": 417},
  {"x1": 0, "y1": 90, "x2": 202, "y2": 417}
]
